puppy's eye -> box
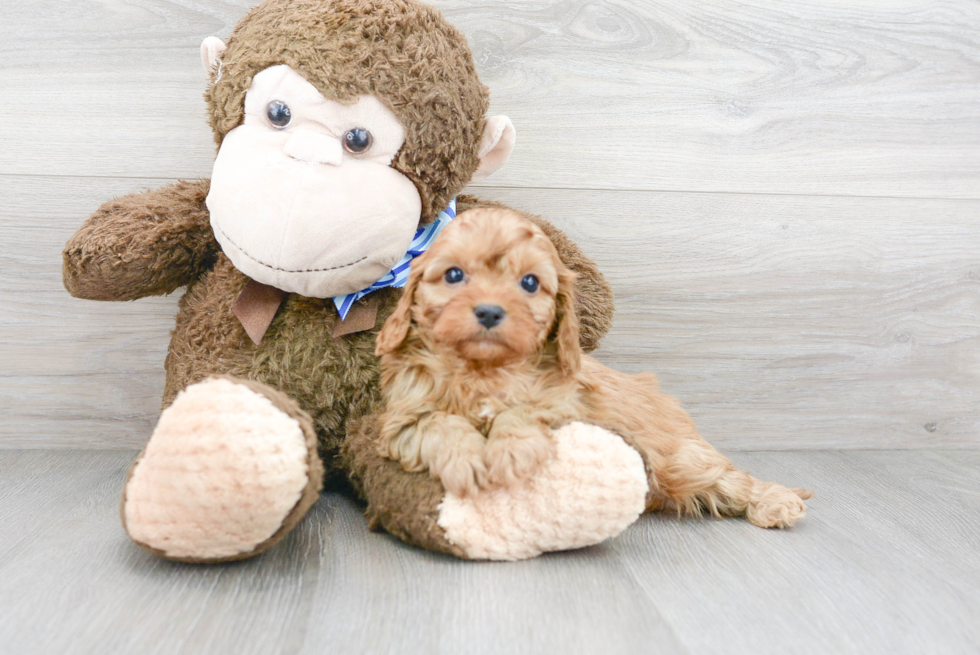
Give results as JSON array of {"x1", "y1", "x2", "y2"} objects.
[
  {"x1": 343, "y1": 127, "x2": 372, "y2": 154},
  {"x1": 267, "y1": 100, "x2": 291, "y2": 128},
  {"x1": 444, "y1": 267, "x2": 465, "y2": 284},
  {"x1": 520, "y1": 274, "x2": 540, "y2": 294}
]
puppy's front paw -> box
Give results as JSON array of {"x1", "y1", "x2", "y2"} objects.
[
  {"x1": 430, "y1": 436, "x2": 488, "y2": 497},
  {"x1": 749, "y1": 484, "x2": 809, "y2": 528},
  {"x1": 484, "y1": 427, "x2": 555, "y2": 488}
]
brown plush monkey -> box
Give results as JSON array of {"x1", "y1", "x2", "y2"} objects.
[{"x1": 64, "y1": 0, "x2": 649, "y2": 562}]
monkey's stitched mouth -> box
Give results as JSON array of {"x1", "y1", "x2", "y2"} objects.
[{"x1": 214, "y1": 224, "x2": 368, "y2": 273}]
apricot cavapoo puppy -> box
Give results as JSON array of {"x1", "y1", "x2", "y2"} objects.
[{"x1": 375, "y1": 208, "x2": 812, "y2": 528}]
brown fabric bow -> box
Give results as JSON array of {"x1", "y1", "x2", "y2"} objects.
[{"x1": 232, "y1": 279, "x2": 379, "y2": 345}]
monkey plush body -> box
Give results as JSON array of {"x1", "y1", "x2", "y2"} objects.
[{"x1": 63, "y1": 0, "x2": 650, "y2": 562}]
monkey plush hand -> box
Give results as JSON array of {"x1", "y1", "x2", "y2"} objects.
[{"x1": 63, "y1": 0, "x2": 643, "y2": 562}]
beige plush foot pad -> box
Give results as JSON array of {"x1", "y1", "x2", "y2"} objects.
[
  {"x1": 437, "y1": 422, "x2": 649, "y2": 561},
  {"x1": 122, "y1": 377, "x2": 321, "y2": 562}
]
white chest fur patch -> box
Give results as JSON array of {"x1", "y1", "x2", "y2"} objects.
[
  {"x1": 436, "y1": 422, "x2": 649, "y2": 560},
  {"x1": 476, "y1": 398, "x2": 498, "y2": 421}
]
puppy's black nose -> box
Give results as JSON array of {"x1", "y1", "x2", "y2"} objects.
[{"x1": 474, "y1": 304, "x2": 506, "y2": 329}]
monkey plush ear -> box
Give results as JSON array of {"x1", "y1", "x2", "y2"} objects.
[
  {"x1": 200, "y1": 37, "x2": 227, "y2": 77},
  {"x1": 470, "y1": 116, "x2": 516, "y2": 184}
]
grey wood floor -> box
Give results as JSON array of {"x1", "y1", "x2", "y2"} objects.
[{"x1": 1, "y1": 449, "x2": 979, "y2": 655}]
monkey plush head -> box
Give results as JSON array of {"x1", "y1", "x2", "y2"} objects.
[{"x1": 201, "y1": 0, "x2": 516, "y2": 298}]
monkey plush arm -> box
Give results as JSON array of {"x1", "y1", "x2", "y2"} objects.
[
  {"x1": 343, "y1": 415, "x2": 648, "y2": 561},
  {"x1": 63, "y1": 180, "x2": 218, "y2": 301},
  {"x1": 455, "y1": 195, "x2": 614, "y2": 352},
  {"x1": 343, "y1": 415, "x2": 469, "y2": 558}
]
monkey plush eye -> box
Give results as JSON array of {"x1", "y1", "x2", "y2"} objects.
[
  {"x1": 267, "y1": 100, "x2": 291, "y2": 128},
  {"x1": 444, "y1": 267, "x2": 465, "y2": 284},
  {"x1": 520, "y1": 274, "x2": 540, "y2": 293},
  {"x1": 343, "y1": 127, "x2": 373, "y2": 154}
]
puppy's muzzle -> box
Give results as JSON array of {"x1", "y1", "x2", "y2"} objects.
[{"x1": 474, "y1": 304, "x2": 506, "y2": 329}]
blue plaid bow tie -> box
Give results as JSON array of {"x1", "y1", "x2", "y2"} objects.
[{"x1": 333, "y1": 197, "x2": 457, "y2": 320}]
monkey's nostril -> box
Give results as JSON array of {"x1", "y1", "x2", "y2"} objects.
[{"x1": 474, "y1": 304, "x2": 506, "y2": 329}]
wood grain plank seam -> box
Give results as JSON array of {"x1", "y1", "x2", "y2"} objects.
[{"x1": 2, "y1": 173, "x2": 976, "y2": 203}]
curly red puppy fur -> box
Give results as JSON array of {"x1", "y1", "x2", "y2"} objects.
[{"x1": 376, "y1": 208, "x2": 812, "y2": 528}]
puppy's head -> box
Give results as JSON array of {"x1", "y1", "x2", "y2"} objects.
[{"x1": 376, "y1": 208, "x2": 581, "y2": 375}]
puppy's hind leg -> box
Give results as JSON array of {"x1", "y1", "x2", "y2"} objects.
[{"x1": 659, "y1": 438, "x2": 813, "y2": 528}]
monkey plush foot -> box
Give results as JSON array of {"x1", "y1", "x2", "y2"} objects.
[
  {"x1": 437, "y1": 422, "x2": 648, "y2": 560},
  {"x1": 345, "y1": 420, "x2": 648, "y2": 561},
  {"x1": 121, "y1": 377, "x2": 323, "y2": 562}
]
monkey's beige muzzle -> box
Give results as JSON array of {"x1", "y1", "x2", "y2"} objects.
[{"x1": 207, "y1": 124, "x2": 422, "y2": 298}]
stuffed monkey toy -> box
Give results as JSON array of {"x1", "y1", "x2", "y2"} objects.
[{"x1": 63, "y1": 0, "x2": 653, "y2": 562}]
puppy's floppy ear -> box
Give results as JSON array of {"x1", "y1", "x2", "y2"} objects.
[
  {"x1": 376, "y1": 263, "x2": 424, "y2": 356},
  {"x1": 552, "y1": 268, "x2": 583, "y2": 377}
]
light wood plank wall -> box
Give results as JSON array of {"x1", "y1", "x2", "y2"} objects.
[{"x1": 1, "y1": 0, "x2": 978, "y2": 449}]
